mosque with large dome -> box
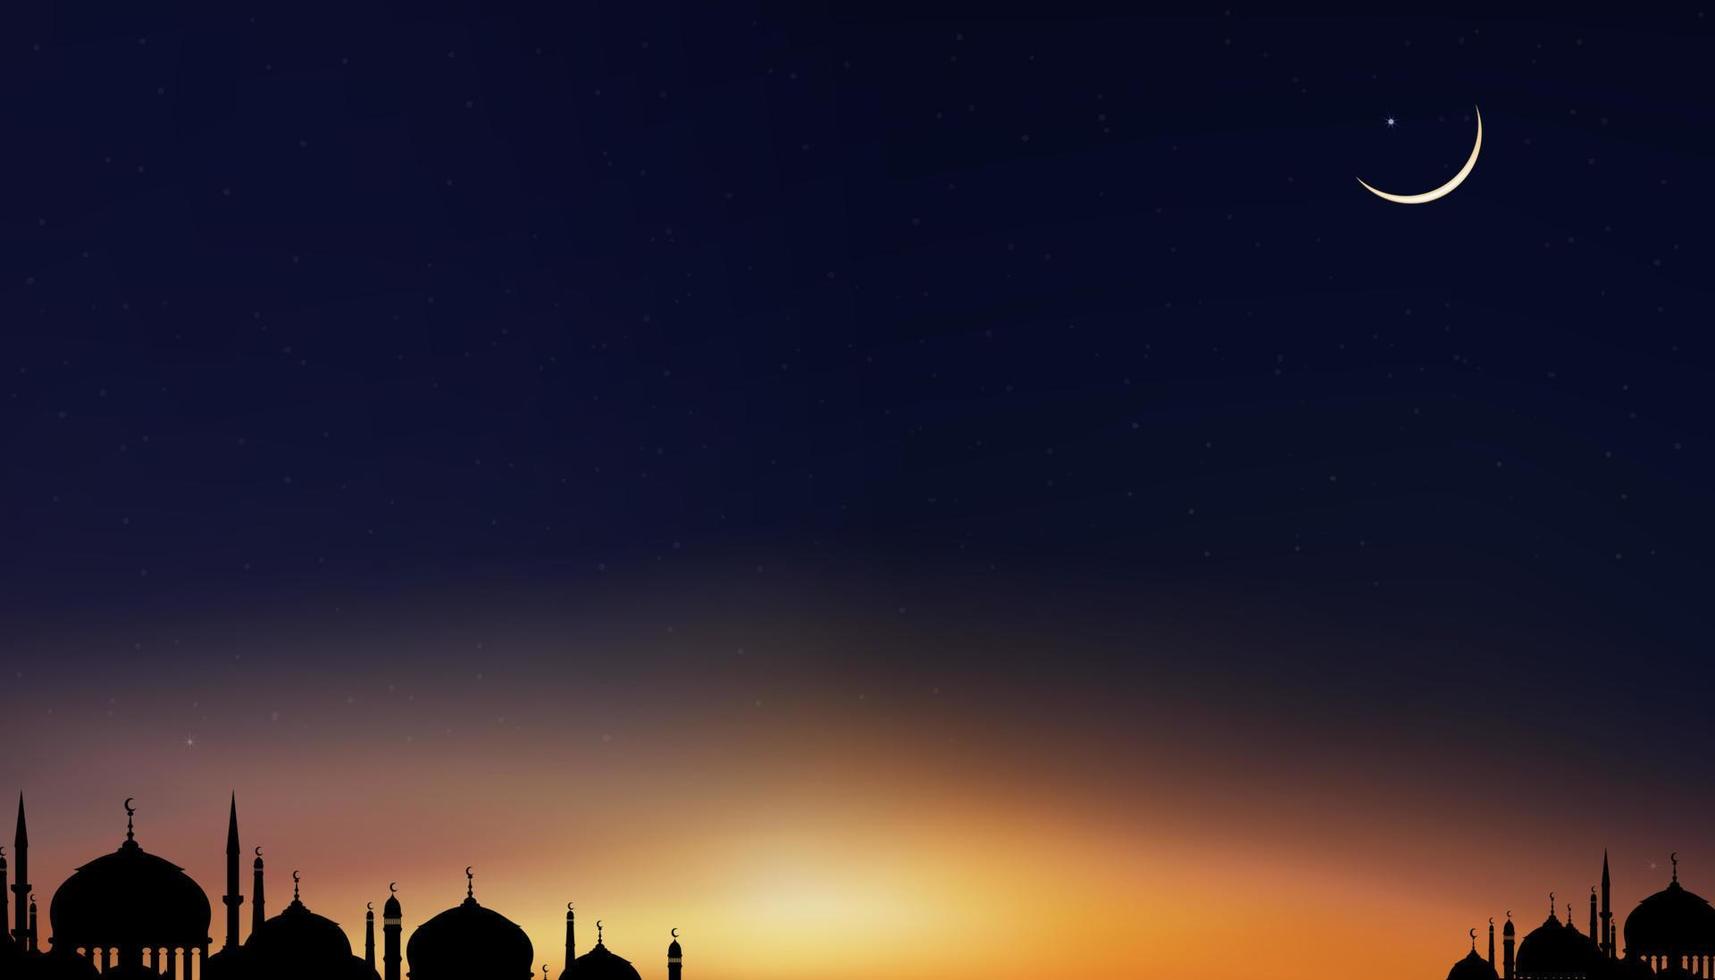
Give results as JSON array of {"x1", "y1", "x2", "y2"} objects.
[
  {"x1": 0, "y1": 794, "x2": 683, "y2": 980},
  {"x1": 1443, "y1": 851, "x2": 1715, "y2": 980}
]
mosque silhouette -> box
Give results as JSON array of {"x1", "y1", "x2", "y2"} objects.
[
  {"x1": 0, "y1": 795, "x2": 685, "y2": 980},
  {"x1": 1445, "y1": 851, "x2": 1715, "y2": 980}
]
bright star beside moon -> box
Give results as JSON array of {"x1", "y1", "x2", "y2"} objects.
[{"x1": 1358, "y1": 106, "x2": 1482, "y2": 205}]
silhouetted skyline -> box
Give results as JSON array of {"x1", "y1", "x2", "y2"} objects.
[{"x1": 1, "y1": 794, "x2": 673, "y2": 980}]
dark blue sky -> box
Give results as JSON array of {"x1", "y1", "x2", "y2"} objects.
[{"x1": 3, "y1": 5, "x2": 1712, "y2": 705}]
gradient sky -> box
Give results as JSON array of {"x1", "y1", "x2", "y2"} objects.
[{"x1": 4, "y1": 6, "x2": 1715, "y2": 980}]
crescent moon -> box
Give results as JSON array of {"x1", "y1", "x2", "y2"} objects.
[
  {"x1": 124, "y1": 797, "x2": 135, "y2": 813},
  {"x1": 390, "y1": 881, "x2": 398, "y2": 895},
  {"x1": 256, "y1": 847, "x2": 263, "y2": 857},
  {"x1": 1358, "y1": 106, "x2": 1482, "y2": 205},
  {"x1": 568, "y1": 902, "x2": 575, "y2": 911},
  {"x1": 368, "y1": 902, "x2": 374, "y2": 911},
  {"x1": 465, "y1": 866, "x2": 474, "y2": 877},
  {"x1": 672, "y1": 928, "x2": 679, "y2": 938},
  {"x1": 1470, "y1": 928, "x2": 1477, "y2": 940}
]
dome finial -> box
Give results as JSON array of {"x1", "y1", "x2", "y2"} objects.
[
  {"x1": 672, "y1": 928, "x2": 679, "y2": 939},
  {"x1": 293, "y1": 869, "x2": 301, "y2": 901},
  {"x1": 597, "y1": 920, "x2": 604, "y2": 945},
  {"x1": 543, "y1": 965, "x2": 549, "y2": 980},
  {"x1": 1470, "y1": 927, "x2": 1477, "y2": 951},
  {"x1": 1673, "y1": 852, "x2": 1680, "y2": 883},
  {"x1": 124, "y1": 797, "x2": 136, "y2": 841},
  {"x1": 390, "y1": 881, "x2": 398, "y2": 895},
  {"x1": 1548, "y1": 892, "x2": 1555, "y2": 919},
  {"x1": 466, "y1": 866, "x2": 474, "y2": 899}
]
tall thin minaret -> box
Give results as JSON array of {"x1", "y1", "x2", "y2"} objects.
[
  {"x1": 1503, "y1": 911, "x2": 1516, "y2": 980},
  {"x1": 1488, "y1": 916, "x2": 1496, "y2": 969},
  {"x1": 365, "y1": 902, "x2": 376, "y2": 970},
  {"x1": 1, "y1": 846, "x2": 8, "y2": 946},
  {"x1": 668, "y1": 929, "x2": 683, "y2": 980},
  {"x1": 1602, "y1": 850, "x2": 1614, "y2": 959},
  {"x1": 252, "y1": 846, "x2": 267, "y2": 934},
  {"x1": 11, "y1": 795, "x2": 27, "y2": 948},
  {"x1": 26, "y1": 895, "x2": 36, "y2": 952},
  {"x1": 566, "y1": 903, "x2": 576, "y2": 962},
  {"x1": 223, "y1": 794, "x2": 244, "y2": 950},
  {"x1": 383, "y1": 883, "x2": 402, "y2": 980},
  {"x1": 1589, "y1": 885, "x2": 1598, "y2": 946}
]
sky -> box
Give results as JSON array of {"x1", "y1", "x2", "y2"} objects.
[{"x1": 3, "y1": 6, "x2": 1715, "y2": 980}]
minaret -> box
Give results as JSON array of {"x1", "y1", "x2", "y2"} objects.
[
  {"x1": 252, "y1": 846, "x2": 267, "y2": 934},
  {"x1": 223, "y1": 794, "x2": 244, "y2": 950},
  {"x1": 365, "y1": 902, "x2": 376, "y2": 970},
  {"x1": 1503, "y1": 911, "x2": 1516, "y2": 980},
  {"x1": 668, "y1": 929, "x2": 683, "y2": 980},
  {"x1": 566, "y1": 903, "x2": 576, "y2": 961},
  {"x1": 383, "y1": 883, "x2": 402, "y2": 980},
  {"x1": 1602, "y1": 850, "x2": 1614, "y2": 959},
  {"x1": 26, "y1": 894, "x2": 37, "y2": 952},
  {"x1": 11, "y1": 795, "x2": 27, "y2": 948},
  {"x1": 1589, "y1": 886, "x2": 1598, "y2": 947},
  {"x1": 1, "y1": 846, "x2": 8, "y2": 946},
  {"x1": 1488, "y1": 916, "x2": 1496, "y2": 969}
]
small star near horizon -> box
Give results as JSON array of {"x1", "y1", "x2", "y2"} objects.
[{"x1": 1385, "y1": 116, "x2": 1397, "y2": 128}]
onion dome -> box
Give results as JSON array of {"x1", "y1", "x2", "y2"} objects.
[
  {"x1": 1450, "y1": 949, "x2": 1501, "y2": 980},
  {"x1": 405, "y1": 870, "x2": 533, "y2": 980},
  {"x1": 566, "y1": 922, "x2": 642, "y2": 980},
  {"x1": 383, "y1": 889, "x2": 401, "y2": 921},
  {"x1": 48, "y1": 801, "x2": 211, "y2": 952},
  {"x1": 1518, "y1": 906, "x2": 1600, "y2": 979},
  {"x1": 240, "y1": 873, "x2": 376, "y2": 980},
  {"x1": 1625, "y1": 857, "x2": 1715, "y2": 957}
]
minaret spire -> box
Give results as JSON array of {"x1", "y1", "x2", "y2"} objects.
[
  {"x1": 383, "y1": 882, "x2": 402, "y2": 980},
  {"x1": 1503, "y1": 910, "x2": 1516, "y2": 980},
  {"x1": 11, "y1": 795, "x2": 28, "y2": 948},
  {"x1": 1602, "y1": 850, "x2": 1614, "y2": 959},
  {"x1": 1589, "y1": 886, "x2": 1598, "y2": 945},
  {"x1": 223, "y1": 793, "x2": 244, "y2": 950},
  {"x1": 252, "y1": 847, "x2": 267, "y2": 934},
  {"x1": 668, "y1": 928, "x2": 683, "y2": 980},
  {"x1": 1488, "y1": 916, "x2": 1496, "y2": 968},
  {"x1": 365, "y1": 901, "x2": 376, "y2": 970}
]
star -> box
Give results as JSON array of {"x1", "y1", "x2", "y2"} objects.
[
  {"x1": 184, "y1": 735, "x2": 197, "y2": 748},
  {"x1": 1385, "y1": 116, "x2": 1397, "y2": 128}
]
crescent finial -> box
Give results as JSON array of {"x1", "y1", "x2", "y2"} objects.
[
  {"x1": 1673, "y1": 852, "x2": 1680, "y2": 882},
  {"x1": 256, "y1": 846, "x2": 263, "y2": 857},
  {"x1": 124, "y1": 797, "x2": 136, "y2": 841},
  {"x1": 293, "y1": 869, "x2": 301, "y2": 901},
  {"x1": 368, "y1": 901, "x2": 375, "y2": 912},
  {"x1": 124, "y1": 797, "x2": 135, "y2": 814},
  {"x1": 672, "y1": 928, "x2": 679, "y2": 939},
  {"x1": 390, "y1": 881, "x2": 398, "y2": 895},
  {"x1": 466, "y1": 866, "x2": 475, "y2": 899},
  {"x1": 568, "y1": 902, "x2": 575, "y2": 912},
  {"x1": 597, "y1": 920, "x2": 604, "y2": 944},
  {"x1": 1548, "y1": 891, "x2": 1555, "y2": 918},
  {"x1": 1490, "y1": 916, "x2": 1495, "y2": 926},
  {"x1": 1470, "y1": 927, "x2": 1477, "y2": 949}
]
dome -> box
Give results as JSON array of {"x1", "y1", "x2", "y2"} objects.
[
  {"x1": 567, "y1": 942, "x2": 642, "y2": 980},
  {"x1": 240, "y1": 894, "x2": 376, "y2": 980},
  {"x1": 1449, "y1": 949, "x2": 1500, "y2": 980},
  {"x1": 49, "y1": 837, "x2": 211, "y2": 949},
  {"x1": 1517, "y1": 913, "x2": 1599, "y2": 978},
  {"x1": 406, "y1": 893, "x2": 532, "y2": 980},
  {"x1": 247, "y1": 898, "x2": 353, "y2": 961},
  {"x1": 383, "y1": 894, "x2": 401, "y2": 919},
  {"x1": 1625, "y1": 879, "x2": 1715, "y2": 955}
]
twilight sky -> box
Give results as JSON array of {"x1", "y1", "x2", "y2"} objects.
[{"x1": 4, "y1": 7, "x2": 1715, "y2": 980}]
